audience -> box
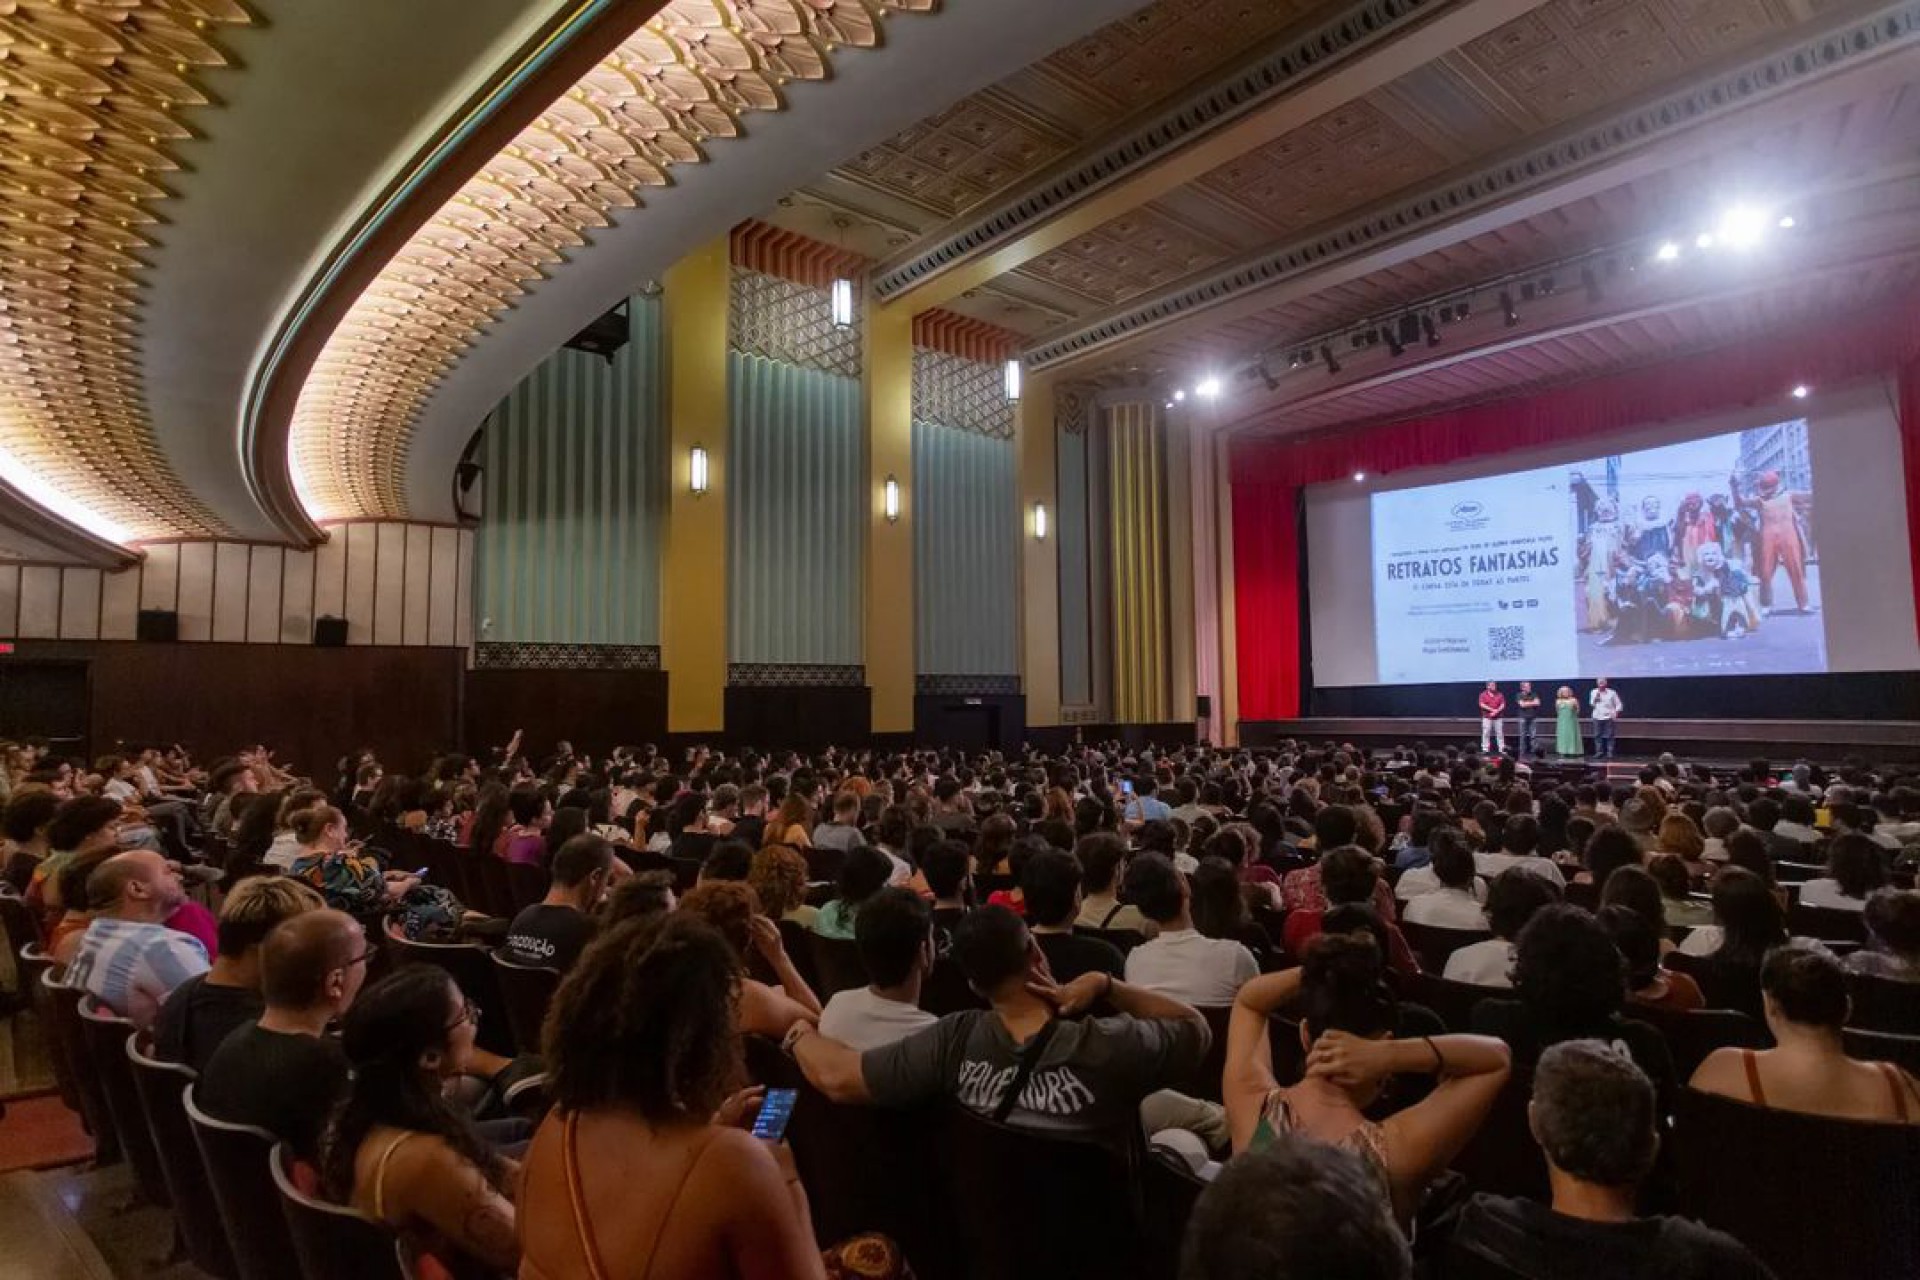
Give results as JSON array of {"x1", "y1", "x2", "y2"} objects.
[
  {"x1": 1598, "y1": 904, "x2": 1704, "y2": 1014},
  {"x1": 322, "y1": 966, "x2": 520, "y2": 1275},
  {"x1": 1450, "y1": 1040, "x2": 1772, "y2": 1278},
  {"x1": 748, "y1": 843, "x2": 818, "y2": 930},
  {"x1": 1180, "y1": 1136, "x2": 1411, "y2": 1280},
  {"x1": 817, "y1": 886, "x2": 938, "y2": 1050},
  {"x1": 500, "y1": 832, "x2": 613, "y2": 971},
  {"x1": 1443, "y1": 868, "x2": 1560, "y2": 988},
  {"x1": 68, "y1": 850, "x2": 209, "y2": 1029},
  {"x1": 1798, "y1": 832, "x2": 1888, "y2": 911},
  {"x1": 677, "y1": 879, "x2": 821, "y2": 1038},
  {"x1": 1848, "y1": 887, "x2": 1920, "y2": 983},
  {"x1": 1074, "y1": 832, "x2": 1149, "y2": 934},
  {"x1": 1401, "y1": 830, "x2": 1488, "y2": 929},
  {"x1": 154, "y1": 874, "x2": 324, "y2": 1071},
  {"x1": 1282, "y1": 846, "x2": 1418, "y2": 975},
  {"x1": 1691, "y1": 942, "x2": 1919, "y2": 1123},
  {"x1": 810, "y1": 845, "x2": 894, "y2": 941},
  {"x1": 1674, "y1": 867, "x2": 1788, "y2": 1018},
  {"x1": 196, "y1": 909, "x2": 367, "y2": 1158},
  {"x1": 1023, "y1": 847, "x2": 1125, "y2": 982},
  {"x1": 1125, "y1": 853, "x2": 1259, "y2": 1005}
]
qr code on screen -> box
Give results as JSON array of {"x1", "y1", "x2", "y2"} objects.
[{"x1": 1488, "y1": 626, "x2": 1525, "y2": 662}]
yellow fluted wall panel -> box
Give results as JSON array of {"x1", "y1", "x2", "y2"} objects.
[
  {"x1": 1019, "y1": 379, "x2": 1060, "y2": 726},
  {"x1": 865, "y1": 304, "x2": 916, "y2": 734},
  {"x1": 1108, "y1": 403, "x2": 1171, "y2": 723}
]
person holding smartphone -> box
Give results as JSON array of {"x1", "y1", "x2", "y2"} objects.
[{"x1": 518, "y1": 913, "x2": 907, "y2": 1280}]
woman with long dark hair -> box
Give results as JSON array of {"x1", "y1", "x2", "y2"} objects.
[{"x1": 322, "y1": 967, "x2": 518, "y2": 1277}]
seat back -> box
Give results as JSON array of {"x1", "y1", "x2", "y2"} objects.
[
  {"x1": 919, "y1": 954, "x2": 986, "y2": 1018},
  {"x1": 1844, "y1": 1026, "x2": 1920, "y2": 1077},
  {"x1": 1182, "y1": 1005, "x2": 1234, "y2": 1103},
  {"x1": 774, "y1": 918, "x2": 819, "y2": 990},
  {"x1": 185, "y1": 1085, "x2": 296, "y2": 1280},
  {"x1": 941, "y1": 1106, "x2": 1145, "y2": 1280},
  {"x1": 505, "y1": 861, "x2": 550, "y2": 912},
  {"x1": 1082, "y1": 926, "x2": 1148, "y2": 956},
  {"x1": 472, "y1": 855, "x2": 516, "y2": 917},
  {"x1": 1448, "y1": 1065, "x2": 1546, "y2": 1202},
  {"x1": 489, "y1": 951, "x2": 561, "y2": 1055},
  {"x1": 41, "y1": 967, "x2": 119, "y2": 1163},
  {"x1": 1392, "y1": 971, "x2": 1498, "y2": 1032},
  {"x1": 271, "y1": 1142, "x2": 406, "y2": 1280},
  {"x1": 1629, "y1": 1004, "x2": 1771, "y2": 1079},
  {"x1": 19, "y1": 944, "x2": 78, "y2": 1112},
  {"x1": 808, "y1": 932, "x2": 868, "y2": 998},
  {"x1": 1848, "y1": 972, "x2": 1920, "y2": 1035},
  {"x1": 127, "y1": 1040, "x2": 234, "y2": 1278},
  {"x1": 1789, "y1": 902, "x2": 1867, "y2": 944},
  {"x1": 383, "y1": 923, "x2": 514, "y2": 1056},
  {"x1": 1141, "y1": 1145, "x2": 1208, "y2": 1280},
  {"x1": 1400, "y1": 921, "x2": 1494, "y2": 973},
  {"x1": 0, "y1": 887, "x2": 40, "y2": 968},
  {"x1": 77, "y1": 999, "x2": 169, "y2": 1205},
  {"x1": 1673, "y1": 1087, "x2": 1920, "y2": 1280}
]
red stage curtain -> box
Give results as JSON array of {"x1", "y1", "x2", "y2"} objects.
[{"x1": 1232, "y1": 298, "x2": 1920, "y2": 721}]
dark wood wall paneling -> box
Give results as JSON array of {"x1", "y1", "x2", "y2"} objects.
[{"x1": 464, "y1": 669, "x2": 668, "y2": 762}]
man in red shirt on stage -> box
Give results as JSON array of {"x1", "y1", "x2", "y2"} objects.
[{"x1": 1479, "y1": 681, "x2": 1507, "y2": 755}]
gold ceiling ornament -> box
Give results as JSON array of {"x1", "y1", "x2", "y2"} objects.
[
  {"x1": 288, "y1": 0, "x2": 935, "y2": 523},
  {"x1": 0, "y1": 0, "x2": 251, "y2": 542}
]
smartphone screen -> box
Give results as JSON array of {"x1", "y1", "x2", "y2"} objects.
[
  {"x1": 751, "y1": 1088, "x2": 797, "y2": 1142},
  {"x1": 412, "y1": 866, "x2": 429, "y2": 877},
  {"x1": 1121, "y1": 780, "x2": 1134, "y2": 796}
]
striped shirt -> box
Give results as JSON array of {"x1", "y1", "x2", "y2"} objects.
[{"x1": 68, "y1": 917, "x2": 209, "y2": 1031}]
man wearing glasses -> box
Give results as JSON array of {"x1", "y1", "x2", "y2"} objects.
[{"x1": 195, "y1": 909, "x2": 371, "y2": 1160}]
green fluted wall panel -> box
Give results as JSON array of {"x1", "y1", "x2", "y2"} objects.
[
  {"x1": 728, "y1": 352, "x2": 863, "y2": 664},
  {"x1": 1055, "y1": 423, "x2": 1092, "y2": 706},
  {"x1": 912, "y1": 419, "x2": 1017, "y2": 675},
  {"x1": 477, "y1": 295, "x2": 664, "y2": 644}
]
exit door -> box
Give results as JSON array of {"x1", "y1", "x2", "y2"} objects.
[{"x1": 0, "y1": 661, "x2": 90, "y2": 761}]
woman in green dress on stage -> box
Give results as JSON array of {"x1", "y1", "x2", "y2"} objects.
[{"x1": 1554, "y1": 685, "x2": 1583, "y2": 758}]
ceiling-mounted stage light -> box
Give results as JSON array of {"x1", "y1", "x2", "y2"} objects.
[
  {"x1": 1259, "y1": 360, "x2": 1280, "y2": 392},
  {"x1": 1353, "y1": 471, "x2": 1366, "y2": 483},
  {"x1": 1320, "y1": 343, "x2": 1340, "y2": 375},
  {"x1": 1717, "y1": 204, "x2": 1767, "y2": 250},
  {"x1": 1777, "y1": 214, "x2": 1797, "y2": 230},
  {"x1": 1196, "y1": 376, "x2": 1222, "y2": 399},
  {"x1": 1791, "y1": 384, "x2": 1810, "y2": 400},
  {"x1": 1003, "y1": 359, "x2": 1022, "y2": 403},
  {"x1": 1385, "y1": 324, "x2": 1406, "y2": 358},
  {"x1": 830, "y1": 277, "x2": 854, "y2": 328},
  {"x1": 1421, "y1": 313, "x2": 1440, "y2": 347},
  {"x1": 1581, "y1": 266, "x2": 1602, "y2": 303},
  {"x1": 1500, "y1": 290, "x2": 1519, "y2": 327},
  {"x1": 1655, "y1": 241, "x2": 1681, "y2": 263},
  {"x1": 1172, "y1": 388, "x2": 1186, "y2": 403}
]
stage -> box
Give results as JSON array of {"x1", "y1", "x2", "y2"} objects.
[{"x1": 1241, "y1": 717, "x2": 1920, "y2": 764}]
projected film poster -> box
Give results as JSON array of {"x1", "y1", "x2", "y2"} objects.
[{"x1": 1371, "y1": 421, "x2": 1822, "y2": 683}]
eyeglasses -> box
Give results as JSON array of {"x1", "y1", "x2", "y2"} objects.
[
  {"x1": 336, "y1": 946, "x2": 377, "y2": 972},
  {"x1": 446, "y1": 997, "x2": 481, "y2": 1033}
]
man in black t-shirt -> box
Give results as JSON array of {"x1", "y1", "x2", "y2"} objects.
[
  {"x1": 1449, "y1": 1040, "x2": 1772, "y2": 1279},
  {"x1": 154, "y1": 874, "x2": 325, "y2": 1072},
  {"x1": 196, "y1": 909, "x2": 369, "y2": 1160},
  {"x1": 500, "y1": 833, "x2": 614, "y2": 972},
  {"x1": 1023, "y1": 848, "x2": 1123, "y2": 983}
]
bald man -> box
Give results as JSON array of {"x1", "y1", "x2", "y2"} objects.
[
  {"x1": 196, "y1": 909, "x2": 369, "y2": 1159},
  {"x1": 67, "y1": 849, "x2": 208, "y2": 1030}
]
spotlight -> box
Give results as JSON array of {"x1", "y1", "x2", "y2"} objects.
[
  {"x1": 1778, "y1": 215, "x2": 1796, "y2": 230},
  {"x1": 1456, "y1": 298, "x2": 1470, "y2": 319},
  {"x1": 1695, "y1": 232, "x2": 1715, "y2": 250},
  {"x1": 1717, "y1": 204, "x2": 1767, "y2": 250},
  {"x1": 1258, "y1": 360, "x2": 1280, "y2": 392},
  {"x1": 1195, "y1": 376, "x2": 1222, "y2": 399},
  {"x1": 1581, "y1": 266, "x2": 1602, "y2": 303},
  {"x1": 1540, "y1": 276, "x2": 1557, "y2": 296},
  {"x1": 1500, "y1": 290, "x2": 1518, "y2": 327},
  {"x1": 1421, "y1": 313, "x2": 1440, "y2": 347},
  {"x1": 1791, "y1": 384, "x2": 1810, "y2": 400},
  {"x1": 1385, "y1": 325, "x2": 1406, "y2": 358},
  {"x1": 1655, "y1": 241, "x2": 1681, "y2": 263},
  {"x1": 1353, "y1": 471, "x2": 1366, "y2": 483},
  {"x1": 1320, "y1": 343, "x2": 1340, "y2": 375},
  {"x1": 1172, "y1": 389, "x2": 1186, "y2": 402}
]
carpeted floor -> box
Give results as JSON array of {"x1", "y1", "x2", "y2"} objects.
[{"x1": 0, "y1": 1093, "x2": 95, "y2": 1174}]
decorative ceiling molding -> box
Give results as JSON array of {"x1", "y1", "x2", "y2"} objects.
[
  {"x1": 1022, "y1": 2, "x2": 1920, "y2": 372},
  {"x1": 870, "y1": 0, "x2": 1453, "y2": 301},
  {"x1": 281, "y1": 0, "x2": 936, "y2": 524},
  {"x1": 0, "y1": 0, "x2": 253, "y2": 543},
  {"x1": 0, "y1": 483, "x2": 140, "y2": 571}
]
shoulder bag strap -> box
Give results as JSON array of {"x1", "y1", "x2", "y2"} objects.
[{"x1": 992, "y1": 1018, "x2": 1063, "y2": 1124}]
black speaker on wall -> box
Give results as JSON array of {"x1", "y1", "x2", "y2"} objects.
[
  {"x1": 313, "y1": 616, "x2": 348, "y2": 648},
  {"x1": 1196, "y1": 694, "x2": 1213, "y2": 719},
  {"x1": 136, "y1": 609, "x2": 178, "y2": 642}
]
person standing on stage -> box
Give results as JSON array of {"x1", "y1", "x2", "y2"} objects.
[
  {"x1": 1515, "y1": 682, "x2": 1542, "y2": 759},
  {"x1": 1589, "y1": 678, "x2": 1623, "y2": 760},
  {"x1": 1479, "y1": 682, "x2": 1508, "y2": 755},
  {"x1": 1554, "y1": 687, "x2": 1583, "y2": 759}
]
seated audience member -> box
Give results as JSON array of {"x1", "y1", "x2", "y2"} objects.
[
  {"x1": 748, "y1": 843, "x2": 818, "y2": 930},
  {"x1": 1647, "y1": 853, "x2": 1714, "y2": 929},
  {"x1": 1400, "y1": 832, "x2": 1488, "y2": 930},
  {"x1": 68, "y1": 850, "x2": 209, "y2": 1029},
  {"x1": 817, "y1": 886, "x2": 938, "y2": 1050},
  {"x1": 1700, "y1": 806, "x2": 1740, "y2": 864},
  {"x1": 698, "y1": 838, "x2": 754, "y2": 884},
  {"x1": 1180, "y1": 1136, "x2": 1411, "y2": 1280},
  {"x1": 1444, "y1": 868, "x2": 1560, "y2": 988},
  {"x1": 1475, "y1": 814, "x2": 1567, "y2": 888},
  {"x1": 811, "y1": 789, "x2": 865, "y2": 853},
  {"x1": 1024, "y1": 847, "x2": 1124, "y2": 982},
  {"x1": 1575, "y1": 825, "x2": 1641, "y2": 888},
  {"x1": 762, "y1": 793, "x2": 814, "y2": 849},
  {"x1": 922, "y1": 838, "x2": 974, "y2": 936},
  {"x1": 520, "y1": 914, "x2": 904, "y2": 1280},
  {"x1": 261, "y1": 788, "x2": 327, "y2": 872},
  {"x1": 496, "y1": 784, "x2": 552, "y2": 865},
  {"x1": 1450, "y1": 1040, "x2": 1772, "y2": 1278},
  {"x1": 47, "y1": 847, "x2": 115, "y2": 965},
  {"x1": 501, "y1": 833, "x2": 613, "y2": 972},
  {"x1": 288, "y1": 803, "x2": 418, "y2": 911},
  {"x1": 810, "y1": 845, "x2": 895, "y2": 940},
  {"x1": 600, "y1": 869, "x2": 676, "y2": 928},
  {"x1": 1797, "y1": 832, "x2": 1888, "y2": 912},
  {"x1": 1074, "y1": 832, "x2": 1149, "y2": 934},
  {"x1": 33, "y1": 793, "x2": 127, "y2": 922},
  {"x1": 677, "y1": 879, "x2": 820, "y2": 1038},
  {"x1": 2, "y1": 786, "x2": 58, "y2": 893},
  {"x1": 1393, "y1": 809, "x2": 1445, "y2": 872},
  {"x1": 1847, "y1": 888, "x2": 1920, "y2": 983},
  {"x1": 1598, "y1": 905, "x2": 1704, "y2": 1014},
  {"x1": 1471, "y1": 905, "x2": 1676, "y2": 1109},
  {"x1": 1773, "y1": 795, "x2": 1822, "y2": 850},
  {"x1": 1282, "y1": 807, "x2": 1400, "y2": 919},
  {"x1": 1125, "y1": 852, "x2": 1258, "y2": 1004},
  {"x1": 789, "y1": 904, "x2": 1210, "y2": 1153},
  {"x1": 1282, "y1": 846, "x2": 1419, "y2": 975},
  {"x1": 1394, "y1": 825, "x2": 1472, "y2": 900},
  {"x1": 323, "y1": 967, "x2": 519, "y2": 1276},
  {"x1": 154, "y1": 875, "x2": 325, "y2": 1071},
  {"x1": 1222, "y1": 934, "x2": 1509, "y2": 1226},
  {"x1": 197, "y1": 909, "x2": 368, "y2": 1158},
  {"x1": 1599, "y1": 864, "x2": 1672, "y2": 951},
  {"x1": 1673, "y1": 867, "x2": 1787, "y2": 1019},
  {"x1": 1190, "y1": 855, "x2": 1274, "y2": 969},
  {"x1": 1691, "y1": 942, "x2": 1920, "y2": 1123}
]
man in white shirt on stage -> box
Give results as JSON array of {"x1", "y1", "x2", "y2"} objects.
[{"x1": 1589, "y1": 678, "x2": 1623, "y2": 759}]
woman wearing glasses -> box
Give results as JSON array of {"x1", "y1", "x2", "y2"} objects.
[{"x1": 323, "y1": 967, "x2": 521, "y2": 1277}]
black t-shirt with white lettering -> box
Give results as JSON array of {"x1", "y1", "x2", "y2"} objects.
[
  {"x1": 861, "y1": 1009, "x2": 1205, "y2": 1151},
  {"x1": 501, "y1": 903, "x2": 593, "y2": 971}
]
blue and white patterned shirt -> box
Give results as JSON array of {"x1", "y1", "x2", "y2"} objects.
[{"x1": 68, "y1": 916, "x2": 209, "y2": 1031}]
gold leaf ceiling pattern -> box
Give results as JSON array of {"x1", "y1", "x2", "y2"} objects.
[
  {"x1": 289, "y1": 0, "x2": 935, "y2": 523},
  {"x1": 0, "y1": 0, "x2": 251, "y2": 541}
]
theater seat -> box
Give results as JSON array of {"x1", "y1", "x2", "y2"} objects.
[
  {"x1": 185, "y1": 1084, "x2": 295, "y2": 1280},
  {"x1": 270, "y1": 1142, "x2": 409, "y2": 1280},
  {"x1": 1401, "y1": 922, "x2": 1494, "y2": 973},
  {"x1": 1391, "y1": 970, "x2": 1499, "y2": 1032},
  {"x1": 1844, "y1": 1026, "x2": 1920, "y2": 1077},
  {"x1": 127, "y1": 1039, "x2": 234, "y2": 1279},
  {"x1": 809, "y1": 933, "x2": 868, "y2": 998},
  {"x1": 40, "y1": 968, "x2": 119, "y2": 1164},
  {"x1": 1673, "y1": 1087, "x2": 1920, "y2": 1280},
  {"x1": 1448, "y1": 1065, "x2": 1547, "y2": 1202},
  {"x1": 1628, "y1": 1005, "x2": 1771, "y2": 1079},
  {"x1": 1847, "y1": 972, "x2": 1920, "y2": 1035},
  {"x1": 76, "y1": 999, "x2": 169, "y2": 1206},
  {"x1": 489, "y1": 950, "x2": 560, "y2": 1055},
  {"x1": 383, "y1": 921, "x2": 514, "y2": 1056},
  {"x1": 1141, "y1": 1144, "x2": 1208, "y2": 1280}
]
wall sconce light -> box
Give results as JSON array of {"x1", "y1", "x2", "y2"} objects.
[
  {"x1": 830, "y1": 277, "x2": 854, "y2": 329},
  {"x1": 1031, "y1": 501, "x2": 1048, "y2": 540},
  {"x1": 883, "y1": 475, "x2": 900, "y2": 523},
  {"x1": 1004, "y1": 359, "x2": 1022, "y2": 403},
  {"x1": 689, "y1": 445, "x2": 709, "y2": 496}
]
